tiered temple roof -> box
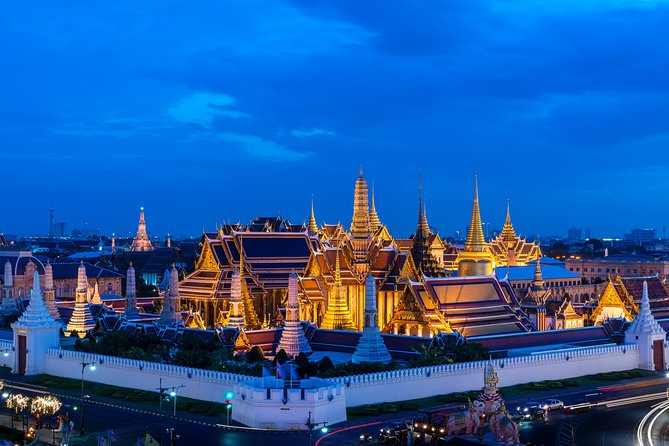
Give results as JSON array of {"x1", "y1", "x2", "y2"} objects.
[
  {"x1": 415, "y1": 276, "x2": 532, "y2": 336},
  {"x1": 488, "y1": 199, "x2": 541, "y2": 267}
]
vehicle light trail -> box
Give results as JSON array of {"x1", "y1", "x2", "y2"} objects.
[{"x1": 636, "y1": 398, "x2": 669, "y2": 445}]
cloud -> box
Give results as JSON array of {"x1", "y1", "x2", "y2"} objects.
[
  {"x1": 290, "y1": 128, "x2": 336, "y2": 137},
  {"x1": 217, "y1": 131, "x2": 312, "y2": 161},
  {"x1": 168, "y1": 92, "x2": 248, "y2": 127}
]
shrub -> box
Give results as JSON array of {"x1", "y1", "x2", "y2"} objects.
[{"x1": 247, "y1": 346, "x2": 266, "y2": 363}]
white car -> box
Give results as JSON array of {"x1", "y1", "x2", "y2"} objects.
[{"x1": 541, "y1": 399, "x2": 564, "y2": 411}]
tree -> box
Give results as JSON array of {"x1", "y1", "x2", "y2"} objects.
[
  {"x1": 247, "y1": 346, "x2": 266, "y2": 363},
  {"x1": 318, "y1": 356, "x2": 334, "y2": 372},
  {"x1": 274, "y1": 349, "x2": 289, "y2": 365},
  {"x1": 295, "y1": 352, "x2": 309, "y2": 366}
]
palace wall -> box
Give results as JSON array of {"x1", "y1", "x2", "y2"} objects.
[
  {"x1": 330, "y1": 343, "x2": 640, "y2": 407},
  {"x1": 35, "y1": 343, "x2": 642, "y2": 410},
  {"x1": 232, "y1": 377, "x2": 346, "y2": 430},
  {"x1": 0, "y1": 340, "x2": 14, "y2": 369},
  {"x1": 43, "y1": 349, "x2": 246, "y2": 403}
]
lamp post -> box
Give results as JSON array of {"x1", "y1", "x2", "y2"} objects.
[
  {"x1": 79, "y1": 361, "x2": 96, "y2": 435},
  {"x1": 169, "y1": 385, "x2": 185, "y2": 417},
  {"x1": 166, "y1": 427, "x2": 180, "y2": 446},
  {"x1": 305, "y1": 411, "x2": 328, "y2": 446}
]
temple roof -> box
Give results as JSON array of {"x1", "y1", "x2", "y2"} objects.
[
  {"x1": 412, "y1": 275, "x2": 532, "y2": 336},
  {"x1": 495, "y1": 265, "x2": 580, "y2": 281}
]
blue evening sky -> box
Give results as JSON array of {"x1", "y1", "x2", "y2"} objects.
[{"x1": 1, "y1": 1, "x2": 669, "y2": 240}]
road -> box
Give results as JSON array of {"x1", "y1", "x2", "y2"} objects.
[
  {"x1": 3, "y1": 374, "x2": 669, "y2": 445},
  {"x1": 317, "y1": 377, "x2": 669, "y2": 446}
]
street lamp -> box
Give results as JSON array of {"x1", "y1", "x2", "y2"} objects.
[
  {"x1": 168, "y1": 385, "x2": 184, "y2": 417},
  {"x1": 79, "y1": 361, "x2": 96, "y2": 435},
  {"x1": 305, "y1": 411, "x2": 328, "y2": 446},
  {"x1": 166, "y1": 427, "x2": 180, "y2": 446}
]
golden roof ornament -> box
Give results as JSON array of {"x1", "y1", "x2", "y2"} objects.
[{"x1": 484, "y1": 362, "x2": 499, "y2": 389}]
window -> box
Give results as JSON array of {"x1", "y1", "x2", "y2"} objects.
[
  {"x1": 606, "y1": 268, "x2": 610, "y2": 273},
  {"x1": 597, "y1": 268, "x2": 601, "y2": 273}
]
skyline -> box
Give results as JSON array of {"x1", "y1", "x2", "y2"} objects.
[{"x1": 3, "y1": 1, "x2": 669, "y2": 237}]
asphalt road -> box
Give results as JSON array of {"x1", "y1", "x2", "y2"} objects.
[
  {"x1": 316, "y1": 377, "x2": 669, "y2": 446},
  {"x1": 4, "y1": 374, "x2": 669, "y2": 445}
]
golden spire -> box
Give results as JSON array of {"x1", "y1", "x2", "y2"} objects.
[
  {"x1": 321, "y1": 246, "x2": 355, "y2": 331},
  {"x1": 464, "y1": 174, "x2": 487, "y2": 252},
  {"x1": 417, "y1": 176, "x2": 430, "y2": 239},
  {"x1": 369, "y1": 181, "x2": 381, "y2": 233},
  {"x1": 351, "y1": 167, "x2": 370, "y2": 237},
  {"x1": 500, "y1": 195, "x2": 517, "y2": 243},
  {"x1": 308, "y1": 195, "x2": 319, "y2": 235}
]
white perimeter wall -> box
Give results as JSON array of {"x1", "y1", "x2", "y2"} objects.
[
  {"x1": 0, "y1": 340, "x2": 14, "y2": 369},
  {"x1": 33, "y1": 344, "x2": 642, "y2": 410},
  {"x1": 330, "y1": 344, "x2": 641, "y2": 407},
  {"x1": 43, "y1": 348, "x2": 247, "y2": 403}
]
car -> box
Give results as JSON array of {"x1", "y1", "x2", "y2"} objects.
[
  {"x1": 379, "y1": 422, "x2": 410, "y2": 444},
  {"x1": 564, "y1": 402, "x2": 592, "y2": 414},
  {"x1": 541, "y1": 399, "x2": 564, "y2": 411},
  {"x1": 513, "y1": 402, "x2": 547, "y2": 421}
]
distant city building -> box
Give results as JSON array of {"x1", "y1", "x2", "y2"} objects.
[
  {"x1": 565, "y1": 255, "x2": 669, "y2": 282},
  {"x1": 52, "y1": 223, "x2": 67, "y2": 238},
  {"x1": 568, "y1": 228, "x2": 582, "y2": 242},
  {"x1": 624, "y1": 228, "x2": 656, "y2": 244}
]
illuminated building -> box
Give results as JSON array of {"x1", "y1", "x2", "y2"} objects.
[
  {"x1": 124, "y1": 264, "x2": 140, "y2": 320},
  {"x1": 276, "y1": 272, "x2": 312, "y2": 357},
  {"x1": 130, "y1": 207, "x2": 153, "y2": 252},
  {"x1": 488, "y1": 199, "x2": 541, "y2": 267},
  {"x1": 65, "y1": 262, "x2": 96, "y2": 337},
  {"x1": 320, "y1": 248, "x2": 356, "y2": 330},
  {"x1": 456, "y1": 175, "x2": 496, "y2": 276},
  {"x1": 520, "y1": 259, "x2": 583, "y2": 330},
  {"x1": 179, "y1": 171, "x2": 538, "y2": 337},
  {"x1": 351, "y1": 274, "x2": 391, "y2": 363}
]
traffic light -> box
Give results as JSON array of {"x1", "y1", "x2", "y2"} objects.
[
  {"x1": 226, "y1": 402, "x2": 232, "y2": 410},
  {"x1": 225, "y1": 391, "x2": 233, "y2": 400}
]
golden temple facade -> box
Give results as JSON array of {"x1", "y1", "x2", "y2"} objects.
[{"x1": 178, "y1": 171, "x2": 538, "y2": 337}]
